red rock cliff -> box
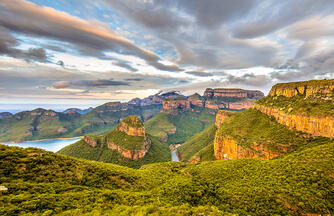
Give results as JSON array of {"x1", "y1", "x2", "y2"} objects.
[{"x1": 162, "y1": 98, "x2": 190, "y2": 114}]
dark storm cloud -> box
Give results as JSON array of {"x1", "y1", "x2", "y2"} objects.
[
  {"x1": 186, "y1": 71, "x2": 214, "y2": 77},
  {"x1": 0, "y1": 0, "x2": 183, "y2": 72},
  {"x1": 233, "y1": 0, "x2": 334, "y2": 39},
  {"x1": 124, "y1": 78, "x2": 143, "y2": 81},
  {"x1": 113, "y1": 61, "x2": 138, "y2": 72},
  {"x1": 52, "y1": 79, "x2": 130, "y2": 89}
]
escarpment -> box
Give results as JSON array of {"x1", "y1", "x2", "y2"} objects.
[
  {"x1": 256, "y1": 79, "x2": 334, "y2": 139},
  {"x1": 269, "y1": 79, "x2": 334, "y2": 98},
  {"x1": 215, "y1": 110, "x2": 236, "y2": 128}
]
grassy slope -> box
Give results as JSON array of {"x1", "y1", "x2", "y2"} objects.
[
  {"x1": 1, "y1": 139, "x2": 333, "y2": 215},
  {"x1": 216, "y1": 109, "x2": 310, "y2": 151},
  {"x1": 0, "y1": 105, "x2": 161, "y2": 142},
  {"x1": 145, "y1": 108, "x2": 216, "y2": 144},
  {"x1": 256, "y1": 94, "x2": 334, "y2": 117},
  {"x1": 58, "y1": 135, "x2": 170, "y2": 169},
  {"x1": 177, "y1": 124, "x2": 217, "y2": 162}
]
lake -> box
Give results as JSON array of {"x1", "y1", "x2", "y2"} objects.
[{"x1": 3, "y1": 138, "x2": 81, "y2": 152}]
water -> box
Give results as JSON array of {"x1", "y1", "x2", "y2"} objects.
[
  {"x1": 3, "y1": 138, "x2": 81, "y2": 152},
  {"x1": 172, "y1": 149, "x2": 179, "y2": 162}
]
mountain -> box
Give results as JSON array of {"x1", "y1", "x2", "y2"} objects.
[
  {"x1": 1, "y1": 136, "x2": 333, "y2": 215},
  {"x1": 0, "y1": 112, "x2": 12, "y2": 119},
  {"x1": 145, "y1": 99, "x2": 217, "y2": 144},
  {"x1": 177, "y1": 111, "x2": 236, "y2": 163},
  {"x1": 58, "y1": 116, "x2": 170, "y2": 168},
  {"x1": 178, "y1": 79, "x2": 334, "y2": 162},
  {"x1": 63, "y1": 107, "x2": 93, "y2": 114}
]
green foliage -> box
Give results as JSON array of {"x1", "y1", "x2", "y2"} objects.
[
  {"x1": 1, "y1": 139, "x2": 334, "y2": 215},
  {"x1": 145, "y1": 109, "x2": 216, "y2": 144},
  {"x1": 216, "y1": 109, "x2": 310, "y2": 151},
  {"x1": 104, "y1": 130, "x2": 145, "y2": 150},
  {"x1": 256, "y1": 94, "x2": 334, "y2": 117},
  {"x1": 0, "y1": 104, "x2": 162, "y2": 142},
  {"x1": 57, "y1": 135, "x2": 170, "y2": 169},
  {"x1": 120, "y1": 115, "x2": 144, "y2": 128},
  {"x1": 178, "y1": 125, "x2": 217, "y2": 162}
]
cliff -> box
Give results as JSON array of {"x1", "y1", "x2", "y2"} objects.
[
  {"x1": 215, "y1": 110, "x2": 236, "y2": 128},
  {"x1": 81, "y1": 115, "x2": 152, "y2": 160},
  {"x1": 162, "y1": 98, "x2": 191, "y2": 114},
  {"x1": 254, "y1": 104, "x2": 334, "y2": 139},
  {"x1": 204, "y1": 88, "x2": 264, "y2": 99},
  {"x1": 269, "y1": 79, "x2": 334, "y2": 98}
]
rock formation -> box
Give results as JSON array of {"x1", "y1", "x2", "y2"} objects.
[
  {"x1": 162, "y1": 98, "x2": 191, "y2": 114},
  {"x1": 214, "y1": 136, "x2": 286, "y2": 160},
  {"x1": 82, "y1": 116, "x2": 151, "y2": 160},
  {"x1": 215, "y1": 110, "x2": 236, "y2": 128},
  {"x1": 204, "y1": 88, "x2": 264, "y2": 99},
  {"x1": 269, "y1": 79, "x2": 334, "y2": 98}
]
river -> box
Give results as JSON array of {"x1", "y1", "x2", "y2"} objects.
[
  {"x1": 3, "y1": 138, "x2": 81, "y2": 152},
  {"x1": 171, "y1": 149, "x2": 179, "y2": 162}
]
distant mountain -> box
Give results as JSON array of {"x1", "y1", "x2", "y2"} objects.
[
  {"x1": 58, "y1": 116, "x2": 170, "y2": 168},
  {"x1": 0, "y1": 112, "x2": 12, "y2": 119},
  {"x1": 63, "y1": 107, "x2": 93, "y2": 114}
]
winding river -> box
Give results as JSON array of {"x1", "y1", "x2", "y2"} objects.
[
  {"x1": 3, "y1": 138, "x2": 80, "y2": 152},
  {"x1": 171, "y1": 149, "x2": 179, "y2": 162}
]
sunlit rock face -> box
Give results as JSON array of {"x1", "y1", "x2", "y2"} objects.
[{"x1": 162, "y1": 98, "x2": 191, "y2": 114}]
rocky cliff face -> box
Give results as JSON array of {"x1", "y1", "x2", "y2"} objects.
[
  {"x1": 214, "y1": 136, "x2": 286, "y2": 160},
  {"x1": 107, "y1": 137, "x2": 151, "y2": 160},
  {"x1": 83, "y1": 116, "x2": 152, "y2": 160},
  {"x1": 254, "y1": 104, "x2": 334, "y2": 139},
  {"x1": 116, "y1": 116, "x2": 145, "y2": 136},
  {"x1": 269, "y1": 79, "x2": 334, "y2": 98},
  {"x1": 204, "y1": 88, "x2": 264, "y2": 99},
  {"x1": 215, "y1": 110, "x2": 236, "y2": 128},
  {"x1": 162, "y1": 98, "x2": 191, "y2": 114}
]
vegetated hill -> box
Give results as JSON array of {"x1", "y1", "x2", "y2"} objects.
[
  {"x1": 177, "y1": 124, "x2": 217, "y2": 162},
  {"x1": 214, "y1": 79, "x2": 334, "y2": 160},
  {"x1": 63, "y1": 107, "x2": 93, "y2": 114},
  {"x1": 1, "y1": 137, "x2": 333, "y2": 215},
  {"x1": 0, "y1": 103, "x2": 161, "y2": 142},
  {"x1": 0, "y1": 112, "x2": 12, "y2": 119},
  {"x1": 144, "y1": 107, "x2": 216, "y2": 144},
  {"x1": 58, "y1": 116, "x2": 170, "y2": 168}
]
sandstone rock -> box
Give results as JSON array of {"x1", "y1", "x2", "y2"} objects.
[
  {"x1": 215, "y1": 110, "x2": 236, "y2": 128},
  {"x1": 116, "y1": 116, "x2": 145, "y2": 137},
  {"x1": 83, "y1": 135, "x2": 97, "y2": 147}
]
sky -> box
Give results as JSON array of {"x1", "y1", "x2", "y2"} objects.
[{"x1": 1, "y1": 0, "x2": 334, "y2": 112}]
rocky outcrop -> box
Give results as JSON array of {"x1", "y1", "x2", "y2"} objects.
[
  {"x1": 204, "y1": 88, "x2": 264, "y2": 99},
  {"x1": 214, "y1": 136, "x2": 286, "y2": 160},
  {"x1": 215, "y1": 110, "x2": 236, "y2": 128},
  {"x1": 116, "y1": 116, "x2": 145, "y2": 136},
  {"x1": 269, "y1": 79, "x2": 334, "y2": 98},
  {"x1": 83, "y1": 135, "x2": 97, "y2": 147},
  {"x1": 254, "y1": 104, "x2": 334, "y2": 139},
  {"x1": 188, "y1": 93, "x2": 204, "y2": 107},
  {"x1": 108, "y1": 137, "x2": 151, "y2": 160},
  {"x1": 162, "y1": 98, "x2": 191, "y2": 114}
]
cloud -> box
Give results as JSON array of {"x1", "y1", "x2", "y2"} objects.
[
  {"x1": 185, "y1": 71, "x2": 214, "y2": 77},
  {"x1": 112, "y1": 61, "x2": 138, "y2": 72},
  {"x1": 52, "y1": 79, "x2": 130, "y2": 89},
  {"x1": 233, "y1": 0, "x2": 334, "y2": 39},
  {"x1": 0, "y1": 0, "x2": 183, "y2": 71}
]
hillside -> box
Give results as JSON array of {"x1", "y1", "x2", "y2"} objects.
[
  {"x1": 58, "y1": 116, "x2": 170, "y2": 168},
  {"x1": 1, "y1": 138, "x2": 333, "y2": 215},
  {"x1": 144, "y1": 107, "x2": 216, "y2": 144},
  {"x1": 0, "y1": 104, "x2": 161, "y2": 142},
  {"x1": 177, "y1": 124, "x2": 217, "y2": 162},
  {"x1": 214, "y1": 79, "x2": 334, "y2": 160}
]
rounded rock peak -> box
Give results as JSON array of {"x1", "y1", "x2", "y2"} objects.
[{"x1": 117, "y1": 115, "x2": 145, "y2": 136}]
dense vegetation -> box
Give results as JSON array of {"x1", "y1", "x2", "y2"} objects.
[
  {"x1": 145, "y1": 108, "x2": 216, "y2": 144},
  {"x1": 1, "y1": 139, "x2": 333, "y2": 215},
  {"x1": 216, "y1": 109, "x2": 314, "y2": 151},
  {"x1": 256, "y1": 94, "x2": 334, "y2": 116},
  {"x1": 177, "y1": 124, "x2": 217, "y2": 162},
  {"x1": 0, "y1": 104, "x2": 161, "y2": 142},
  {"x1": 58, "y1": 134, "x2": 170, "y2": 169}
]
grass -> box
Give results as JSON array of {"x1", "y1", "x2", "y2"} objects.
[
  {"x1": 256, "y1": 94, "x2": 334, "y2": 117},
  {"x1": 145, "y1": 108, "x2": 216, "y2": 144},
  {"x1": 1, "y1": 138, "x2": 333, "y2": 215},
  {"x1": 177, "y1": 124, "x2": 217, "y2": 162}
]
